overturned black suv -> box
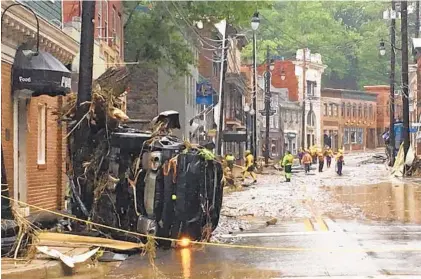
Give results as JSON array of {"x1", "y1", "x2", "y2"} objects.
[{"x1": 89, "y1": 111, "x2": 224, "y2": 247}]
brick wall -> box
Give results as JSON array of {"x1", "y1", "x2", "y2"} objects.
[
  {"x1": 1, "y1": 62, "x2": 14, "y2": 199},
  {"x1": 126, "y1": 65, "x2": 158, "y2": 130},
  {"x1": 1, "y1": 61, "x2": 66, "y2": 212}
]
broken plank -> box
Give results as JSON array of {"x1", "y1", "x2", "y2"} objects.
[{"x1": 36, "y1": 232, "x2": 145, "y2": 251}]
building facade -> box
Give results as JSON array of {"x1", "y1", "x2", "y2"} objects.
[
  {"x1": 364, "y1": 85, "x2": 403, "y2": 147},
  {"x1": 1, "y1": 0, "x2": 78, "y2": 214},
  {"x1": 62, "y1": 0, "x2": 124, "y2": 79},
  {"x1": 279, "y1": 102, "x2": 302, "y2": 155},
  {"x1": 321, "y1": 88, "x2": 377, "y2": 151},
  {"x1": 294, "y1": 49, "x2": 327, "y2": 148}
]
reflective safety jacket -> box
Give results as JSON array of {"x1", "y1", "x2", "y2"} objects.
[
  {"x1": 245, "y1": 154, "x2": 254, "y2": 168},
  {"x1": 281, "y1": 154, "x2": 294, "y2": 167},
  {"x1": 225, "y1": 155, "x2": 235, "y2": 162}
]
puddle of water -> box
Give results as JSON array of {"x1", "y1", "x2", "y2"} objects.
[
  {"x1": 105, "y1": 248, "x2": 281, "y2": 279},
  {"x1": 323, "y1": 182, "x2": 421, "y2": 224}
]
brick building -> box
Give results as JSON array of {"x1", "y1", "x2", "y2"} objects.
[
  {"x1": 1, "y1": 1, "x2": 78, "y2": 214},
  {"x1": 364, "y1": 85, "x2": 403, "y2": 147},
  {"x1": 321, "y1": 88, "x2": 377, "y2": 151}
]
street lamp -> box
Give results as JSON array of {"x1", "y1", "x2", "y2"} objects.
[
  {"x1": 251, "y1": 11, "x2": 259, "y2": 160},
  {"x1": 379, "y1": 39, "x2": 386, "y2": 56},
  {"x1": 251, "y1": 12, "x2": 260, "y2": 31},
  {"x1": 1, "y1": 3, "x2": 40, "y2": 55}
]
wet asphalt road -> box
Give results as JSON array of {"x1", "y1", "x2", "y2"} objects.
[
  {"x1": 104, "y1": 219, "x2": 421, "y2": 278},
  {"x1": 103, "y1": 153, "x2": 421, "y2": 279}
]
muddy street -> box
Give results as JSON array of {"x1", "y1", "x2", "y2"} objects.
[{"x1": 88, "y1": 152, "x2": 421, "y2": 279}]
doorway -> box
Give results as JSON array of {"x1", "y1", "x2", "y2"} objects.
[{"x1": 13, "y1": 97, "x2": 28, "y2": 203}]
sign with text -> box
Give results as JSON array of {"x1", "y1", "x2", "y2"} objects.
[{"x1": 196, "y1": 80, "x2": 214, "y2": 105}]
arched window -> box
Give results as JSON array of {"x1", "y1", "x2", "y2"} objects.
[
  {"x1": 358, "y1": 104, "x2": 362, "y2": 118},
  {"x1": 347, "y1": 103, "x2": 351, "y2": 117},
  {"x1": 364, "y1": 104, "x2": 368, "y2": 118},
  {"x1": 352, "y1": 103, "x2": 357, "y2": 118},
  {"x1": 341, "y1": 103, "x2": 345, "y2": 117},
  {"x1": 307, "y1": 111, "x2": 316, "y2": 126}
]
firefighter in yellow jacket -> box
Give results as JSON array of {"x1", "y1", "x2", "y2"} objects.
[
  {"x1": 281, "y1": 151, "x2": 294, "y2": 182},
  {"x1": 242, "y1": 150, "x2": 257, "y2": 184}
]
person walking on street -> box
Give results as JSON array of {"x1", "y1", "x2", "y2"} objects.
[
  {"x1": 324, "y1": 147, "x2": 333, "y2": 168},
  {"x1": 225, "y1": 153, "x2": 235, "y2": 172},
  {"x1": 298, "y1": 148, "x2": 304, "y2": 165},
  {"x1": 336, "y1": 149, "x2": 344, "y2": 176},
  {"x1": 317, "y1": 150, "x2": 324, "y2": 172},
  {"x1": 302, "y1": 150, "x2": 312, "y2": 174},
  {"x1": 281, "y1": 151, "x2": 294, "y2": 182},
  {"x1": 242, "y1": 150, "x2": 257, "y2": 184}
]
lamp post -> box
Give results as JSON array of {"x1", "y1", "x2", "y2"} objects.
[
  {"x1": 251, "y1": 12, "x2": 259, "y2": 160},
  {"x1": 1, "y1": 3, "x2": 40, "y2": 54}
]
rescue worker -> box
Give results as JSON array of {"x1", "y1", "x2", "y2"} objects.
[
  {"x1": 324, "y1": 146, "x2": 333, "y2": 168},
  {"x1": 336, "y1": 149, "x2": 344, "y2": 176},
  {"x1": 298, "y1": 148, "x2": 304, "y2": 165},
  {"x1": 302, "y1": 150, "x2": 312, "y2": 174},
  {"x1": 317, "y1": 150, "x2": 324, "y2": 172},
  {"x1": 310, "y1": 146, "x2": 317, "y2": 164},
  {"x1": 281, "y1": 151, "x2": 294, "y2": 182},
  {"x1": 225, "y1": 153, "x2": 235, "y2": 172},
  {"x1": 242, "y1": 150, "x2": 257, "y2": 184}
]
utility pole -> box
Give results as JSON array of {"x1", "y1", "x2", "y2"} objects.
[
  {"x1": 389, "y1": 0, "x2": 396, "y2": 166},
  {"x1": 401, "y1": 0, "x2": 410, "y2": 162},
  {"x1": 73, "y1": 0, "x2": 96, "y2": 216},
  {"x1": 416, "y1": 1, "x2": 420, "y2": 39},
  {"x1": 216, "y1": 21, "x2": 228, "y2": 156},
  {"x1": 301, "y1": 48, "x2": 307, "y2": 149},
  {"x1": 77, "y1": 0, "x2": 95, "y2": 108},
  {"x1": 264, "y1": 46, "x2": 271, "y2": 165}
]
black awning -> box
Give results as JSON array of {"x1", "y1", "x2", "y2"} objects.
[
  {"x1": 222, "y1": 131, "x2": 247, "y2": 142},
  {"x1": 12, "y1": 45, "x2": 71, "y2": 97}
]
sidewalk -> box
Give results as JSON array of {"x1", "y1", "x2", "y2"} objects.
[{"x1": 1, "y1": 247, "x2": 93, "y2": 279}]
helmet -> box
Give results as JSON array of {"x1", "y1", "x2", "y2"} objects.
[{"x1": 245, "y1": 150, "x2": 251, "y2": 155}]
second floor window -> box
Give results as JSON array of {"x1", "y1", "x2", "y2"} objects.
[
  {"x1": 341, "y1": 103, "x2": 345, "y2": 117},
  {"x1": 306, "y1": 80, "x2": 315, "y2": 96}
]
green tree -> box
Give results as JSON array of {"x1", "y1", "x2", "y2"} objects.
[
  {"x1": 242, "y1": 1, "x2": 392, "y2": 89},
  {"x1": 124, "y1": 1, "x2": 271, "y2": 77}
]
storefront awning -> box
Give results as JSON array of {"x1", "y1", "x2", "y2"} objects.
[
  {"x1": 12, "y1": 45, "x2": 71, "y2": 97},
  {"x1": 222, "y1": 131, "x2": 247, "y2": 142}
]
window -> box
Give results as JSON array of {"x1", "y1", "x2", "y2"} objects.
[
  {"x1": 329, "y1": 104, "x2": 334, "y2": 116},
  {"x1": 270, "y1": 116, "x2": 274, "y2": 128},
  {"x1": 37, "y1": 104, "x2": 46, "y2": 165},
  {"x1": 118, "y1": 13, "x2": 122, "y2": 49},
  {"x1": 341, "y1": 103, "x2": 345, "y2": 117},
  {"x1": 112, "y1": 6, "x2": 116, "y2": 41},
  {"x1": 386, "y1": 101, "x2": 389, "y2": 116},
  {"x1": 324, "y1": 103, "x2": 328, "y2": 116},
  {"x1": 350, "y1": 130, "x2": 357, "y2": 144},
  {"x1": 358, "y1": 104, "x2": 362, "y2": 118},
  {"x1": 104, "y1": 0, "x2": 109, "y2": 39},
  {"x1": 352, "y1": 103, "x2": 357, "y2": 118},
  {"x1": 357, "y1": 128, "x2": 363, "y2": 144},
  {"x1": 307, "y1": 111, "x2": 316, "y2": 126},
  {"x1": 364, "y1": 104, "x2": 368, "y2": 118},
  {"x1": 334, "y1": 104, "x2": 338, "y2": 117},
  {"x1": 347, "y1": 103, "x2": 351, "y2": 117},
  {"x1": 306, "y1": 80, "x2": 315, "y2": 96},
  {"x1": 369, "y1": 104, "x2": 373, "y2": 120},
  {"x1": 97, "y1": 0, "x2": 102, "y2": 38},
  {"x1": 344, "y1": 128, "x2": 349, "y2": 144}
]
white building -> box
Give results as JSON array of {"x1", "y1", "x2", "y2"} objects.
[{"x1": 294, "y1": 49, "x2": 327, "y2": 148}]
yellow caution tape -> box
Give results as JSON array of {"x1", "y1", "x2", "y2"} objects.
[{"x1": 3, "y1": 194, "x2": 421, "y2": 253}]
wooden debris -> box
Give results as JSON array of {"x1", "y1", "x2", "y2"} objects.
[{"x1": 36, "y1": 232, "x2": 144, "y2": 251}]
